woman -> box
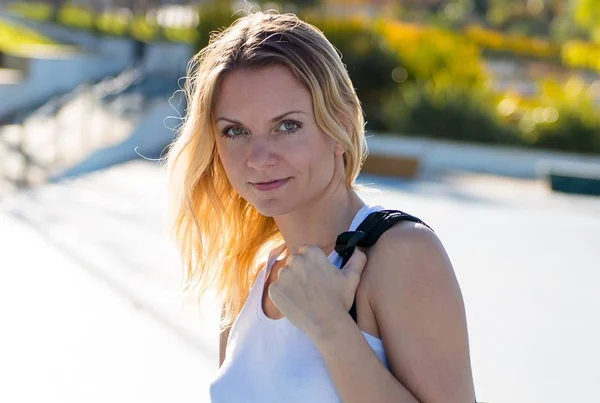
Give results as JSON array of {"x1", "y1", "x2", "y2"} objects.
[{"x1": 167, "y1": 10, "x2": 476, "y2": 403}]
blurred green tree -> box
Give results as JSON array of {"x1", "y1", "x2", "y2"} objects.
[
  {"x1": 196, "y1": 0, "x2": 236, "y2": 50},
  {"x1": 50, "y1": 0, "x2": 67, "y2": 22},
  {"x1": 474, "y1": 0, "x2": 490, "y2": 16},
  {"x1": 574, "y1": 0, "x2": 600, "y2": 42},
  {"x1": 257, "y1": 0, "x2": 320, "y2": 8}
]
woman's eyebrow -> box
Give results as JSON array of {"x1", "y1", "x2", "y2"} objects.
[
  {"x1": 215, "y1": 110, "x2": 307, "y2": 125},
  {"x1": 270, "y1": 110, "x2": 307, "y2": 122}
]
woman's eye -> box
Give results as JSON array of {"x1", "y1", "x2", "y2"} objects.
[
  {"x1": 278, "y1": 120, "x2": 301, "y2": 133},
  {"x1": 222, "y1": 126, "x2": 247, "y2": 138}
]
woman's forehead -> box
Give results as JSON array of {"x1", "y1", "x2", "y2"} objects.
[{"x1": 214, "y1": 65, "x2": 313, "y2": 119}]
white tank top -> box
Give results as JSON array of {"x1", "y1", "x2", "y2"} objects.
[{"x1": 209, "y1": 204, "x2": 388, "y2": 402}]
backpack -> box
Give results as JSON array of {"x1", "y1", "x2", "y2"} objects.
[{"x1": 334, "y1": 209, "x2": 433, "y2": 322}]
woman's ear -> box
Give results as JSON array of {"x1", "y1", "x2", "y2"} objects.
[
  {"x1": 339, "y1": 114, "x2": 352, "y2": 136},
  {"x1": 334, "y1": 141, "x2": 346, "y2": 156}
]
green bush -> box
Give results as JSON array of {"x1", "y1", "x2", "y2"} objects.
[
  {"x1": 196, "y1": 2, "x2": 237, "y2": 50},
  {"x1": 384, "y1": 81, "x2": 521, "y2": 145},
  {"x1": 57, "y1": 4, "x2": 94, "y2": 31},
  {"x1": 164, "y1": 27, "x2": 198, "y2": 44},
  {"x1": 308, "y1": 17, "x2": 404, "y2": 130},
  {"x1": 193, "y1": 13, "x2": 515, "y2": 144},
  {"x1": 301, "y1": 18, "x2": 489, "y2": 130},
  {"x1": 11, "y1": 0, "x2": 597, "y2": 154},
  {"x1": 130, "y1": 16, "x2": 159, "y2": 42},
  {"x1": 531, "y1": 110, "x2": 600, "y2": 154},
  {"x1": 378, "y1": 20, "x2": 488, "y2": 90},
  {"x1": 10, "y1": 1, "x2": 196, "y2": 43},
  {"x1": 194, "y1": 13, "x2": 422, "y2": 129},
  {"x1": 464, "y1": 24, "x2": 561, "y2": 59},
  {"x1": 562, "y1": 40, "x2": 600, "y2": 72},
  {"x1": 7, "y1": 2, "x2": 53, "y2": 21},
  {"x1": 519, "y1": 79, "x2": 600, "y2": 154},
  {"x1": 96, "y1": 12, "x2": 130, "y2": 37}
]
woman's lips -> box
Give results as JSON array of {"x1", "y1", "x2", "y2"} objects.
[{"x1": 252, "y1": 178, "x2": 290, "y2": 191}]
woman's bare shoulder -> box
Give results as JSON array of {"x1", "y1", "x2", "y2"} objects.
[
  {"x1": 360, "y1": 221, "x2": 475, "y2": 402},
  {"x1": 361, "y1": 219, "x2": 449, "y2": 288}
]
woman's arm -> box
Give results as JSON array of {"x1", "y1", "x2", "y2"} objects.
[{"x1": 312, "y1": 223, "x2": 476, "y2": 403}]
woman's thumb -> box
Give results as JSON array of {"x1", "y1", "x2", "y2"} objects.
[{"x1": 341, "y1": 247, "x2": 368, "y2": 280}]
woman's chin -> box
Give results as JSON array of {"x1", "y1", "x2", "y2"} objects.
[{"x1": 251, "y1": 198, "x2": 294, "y2": 218}]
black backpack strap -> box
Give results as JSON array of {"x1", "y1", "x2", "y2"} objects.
[{"x1": 335, "y1": 209, "x2": 433, "y2": 322}]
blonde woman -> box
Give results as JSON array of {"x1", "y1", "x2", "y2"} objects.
[{"x1": 167, "y1": 10, "x2": 476, "y2": 403}]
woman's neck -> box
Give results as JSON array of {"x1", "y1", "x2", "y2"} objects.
[{"x1": 273, "y1": 187, "x2": 365, "y2": 259}]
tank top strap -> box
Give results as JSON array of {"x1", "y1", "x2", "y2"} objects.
[
  {"x1": 265, "y1": 243, "x2": 287, "y2": 276},
  {"x1": 244, "y1": 243, "x2": 286, "y2": 314}
]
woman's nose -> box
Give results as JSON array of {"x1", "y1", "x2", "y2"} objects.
[{"x1": 247, "y1": 138, "x2": 279, "y2": 170}]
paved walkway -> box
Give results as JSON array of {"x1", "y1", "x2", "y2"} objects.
[
  {"x1": 0, "y1": 213, "x2": 216, "y2": 403},
  {"x1": 1, "y1": 161, "x2": 599, "y2": 403}
]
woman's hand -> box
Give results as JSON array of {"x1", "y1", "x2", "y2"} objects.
[{"x1": 268, "y1": 245, "x2": 367, "y2": 340}]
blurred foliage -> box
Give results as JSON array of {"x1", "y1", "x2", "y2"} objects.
[
  {"x1": 574, "y1": 0, "x2": 600, "y2": 42},
  {"x1": 163, "y1": 27, "x2": 198, "y2": 44},
  {"x1": 464, "y1": 24, "x2": 561, "y2": 58},
  {"x1": 302, "y1": 17, "x2": 490, "y2": 129},
  {"x1": 519, "y1": 78, "x2": 600, "y2": 153},
  {"x1": 7, "y1": 1, "x2": 197, "y2": 44},
  {"x1": 378, "y1": 20, "x2": 487, "y2": 89},
  {"x1": 374, "y1": 19, "x2": 507, "y2": 138},
  {"x1": 6, "y1": 0, "x2": 600, "y2": 154},
  {"x1": 255, "y1": 0, "x2": 320, "y2": 8},
  {"x1": 196, "y1": 0, "x2": 237, "y2": 50},
  {"x1": 383, "y1": 81, "x2": 521, "y2": 145},
  {"x1": 129, "y1": 15, "x2": 159, "y2": 42},
  {"x1": 561, "y1": 40, "x2": 600, "y2": 72},
  {"x1": 466, "y1": 0, "x2": 600, "y2": 46},
  {"x1": 193, "y1": 7, "x2": 599, "y2": 154},
  {"x1": 96, "y1": 12, "x2": 129, "y2": 37},
  {"x1": 463, "y1": 24, "x2": 600, "y2": 73},
  {"x1": 305, "y1": 17, "x2": 404, "y2": 130},
  {"x1": 530, "y1": 110, "x2": 600, "y2": 154},
  {"x1": 0, "y1": 17, "x2": 57, "y2": 54},
  {"x1": 57, "y1": 4, "x2": 95, "y2": 31},
  {"x1": 6, "y1": 1, "x2": 53, "y2": 20}
]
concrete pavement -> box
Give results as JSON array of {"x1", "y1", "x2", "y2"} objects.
[
  {"x1": 0, "y1": 162, "x2": 220, "y2": 403},
  {"x1": 0, "y1": 213, "x2": 217, "y2": 403},
  {"x1": 1, "y1": 160, "x2": 599, "y2": 403}
]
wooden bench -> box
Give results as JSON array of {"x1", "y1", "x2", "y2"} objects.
[{"x1": 361, "y1": 153, "x2": 420, "y2": 179}]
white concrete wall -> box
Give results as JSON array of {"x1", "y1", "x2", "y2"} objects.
[{"x1": 367, "y1": 134, "x2": 600, "y2": 179}]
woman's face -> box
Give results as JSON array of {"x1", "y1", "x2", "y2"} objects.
[{"x1": 213, "y1": 64, "x2": 346, "y2": 217}]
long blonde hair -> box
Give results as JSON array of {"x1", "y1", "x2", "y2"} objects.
[{"x1": 166, "y1": 10, "x2": 368, "y2": 329}]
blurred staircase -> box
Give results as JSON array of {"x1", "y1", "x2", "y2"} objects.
[{"x1": 0, "y1": 67, "x2": 184, "y2": 200}]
